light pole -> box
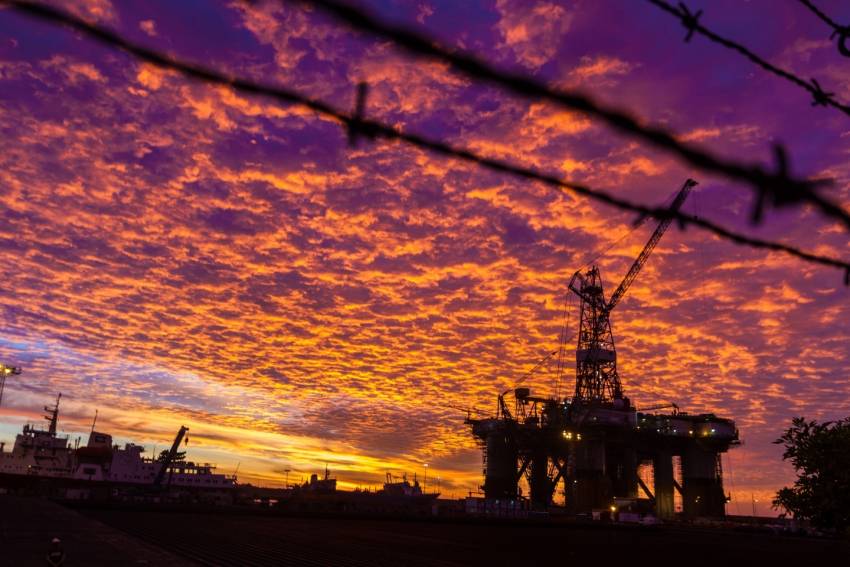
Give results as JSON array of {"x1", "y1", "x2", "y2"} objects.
[
  {"x1": 284, "y1": 468, "x2": 291, "y2": 488},
  {"x1": 0, "y1": 364, "x2": 21, "y2": 407},
  {"x1": 424, "y1": 463, "x2": 428, "y2": 494}
]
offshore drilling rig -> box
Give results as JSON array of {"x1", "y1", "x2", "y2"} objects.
[{"x1": 467, "y1": 179, "x2": 738, "y2": 519}]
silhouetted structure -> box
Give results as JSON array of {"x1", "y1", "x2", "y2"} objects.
[{"x1": 468, "y1": 180, "x2": 739, "y2": 519}]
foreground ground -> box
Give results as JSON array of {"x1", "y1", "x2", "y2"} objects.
[
  {"x1": 0, "y1": 496, "x2": 191, "y2": 566},
  {"x1": 2, "y1": 497, "x2": 847, "y2": 566}
]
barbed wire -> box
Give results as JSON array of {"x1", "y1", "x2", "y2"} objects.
[
  {"x1": 648, "y1": 0, "x2": 850, "y2": 114},
  {"x1": 2, "y1": 1, "x2": 849, "y2": 283},
  {"x1": 797, "y1": 0, "x2": 850, "y2": 57},
  {"x1": 293, "y1": 0, "x2": 850, "y2": 234}
]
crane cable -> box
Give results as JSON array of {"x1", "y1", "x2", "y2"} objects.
[{"x1": 554, "y1": 291, "x2": 575, "y2": 399}]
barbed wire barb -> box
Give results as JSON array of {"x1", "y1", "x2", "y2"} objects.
[
  {"x1": 677, "y1": 2, "x2": 702, "y2": 42},
  {"x1": 348, "y1": 81, "x2": 374, "y2": 147},
  {"x1": 809, "y1": 78, "x2": 835, "y2": 107},
  {"x1": 2, "y1": 0, "x2": 849, "y2": 283}
]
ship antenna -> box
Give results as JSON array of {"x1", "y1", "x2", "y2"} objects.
[{"x1": 90, "y1": 409, "x2": 98, "y2": 434}]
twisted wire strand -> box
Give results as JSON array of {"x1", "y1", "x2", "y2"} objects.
[
  {"x1": 2, "y1": 0, "x2": 848, "y2": 281},
  {"x1": 798, "y1": 0, "x2": 845, "y2": 32},
  {"x1": 648, "y1": 0, "x2": 850, "y2": 107}
]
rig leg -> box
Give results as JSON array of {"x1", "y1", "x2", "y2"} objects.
[
  {"x1": 653, "y1": 449, "x2": 675, "y2": 519},
  {"x1": 682, "y1": 448, "x2": 726, "y2": 518},
  {"x1": 529, "y1": 448, "x2": 551, "y2": 510},
  {"x1": 483, "y1": 431, "x2": 519, "y2": 499}
]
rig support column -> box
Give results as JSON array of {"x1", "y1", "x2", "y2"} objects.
[
  {"x1": 571, "y1": 439, "x2": 609, "y2": 512},
  {"x1": 482, "y1": 429, "x2": 518, "y2": 499},
  {"x1": 682, "y1": 447, "x2": 725, "y2": 517},
  {"x1": 608, "y1": 444, "x2": 638, "y2": 499},
  {"x1": 529, "y1": 448, "x2": 551, "y2": 510},
  {"x1": 653, "y1": 449, "x2": 674, "y2": 519}
]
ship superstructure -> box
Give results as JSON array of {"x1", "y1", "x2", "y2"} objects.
[{"x1": 0, "y1": 394, "x2": 74, "y2": 478}]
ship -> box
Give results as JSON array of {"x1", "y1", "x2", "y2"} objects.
[
  {"x1": 0, "y1": 393, "x2": 236, "y2": 494},
  {"x1": 379, "y1": 472, "x2": 428, "y2": 498}
]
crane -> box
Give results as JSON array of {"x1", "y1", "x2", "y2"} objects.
[
  {"x1": 639, "y1": 402, "x2": 680, "y2": 414},
  {"x1": 567, "y1": 179, "x2": 696, "y2": 404},
  {"x1": 153, "y1": 425, "x2": 189, "y2": 487}
]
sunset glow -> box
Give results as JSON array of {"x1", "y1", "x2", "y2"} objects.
[{"x1": 1, "y1": 0, "x2": 848, "y2": 516}]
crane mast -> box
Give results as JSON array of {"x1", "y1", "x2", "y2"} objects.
[{"x1": 568, "y1": 179, "x2": 696, "y2": 404}]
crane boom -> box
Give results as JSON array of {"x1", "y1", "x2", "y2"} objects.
[
  {"x1": 606, "y1": 178, "x2": 696, "y2": 312},
  {"x1": 153, "y1": 425, "x2": 188, "y2": 487}
]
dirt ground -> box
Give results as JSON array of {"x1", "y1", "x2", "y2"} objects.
[
  {"x1": 0, "y1": 496, "x2": 192, "y2": 567},
  {"x1": 76, "y1": 507, "x2": 849, "y2": 566},
  {"x1": 2, "y1": 496, "x2": 847, "y2": 566}
]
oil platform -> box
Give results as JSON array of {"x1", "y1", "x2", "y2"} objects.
[{"x1": 467, "y1": 179, "x2": 738, "y2": 519}]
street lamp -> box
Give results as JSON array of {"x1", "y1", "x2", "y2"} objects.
[{"x1": 0, "y1": 364, "x2": 21, "y2": 407}]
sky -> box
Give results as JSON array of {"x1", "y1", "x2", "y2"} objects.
[{"x1": 0, "y1": 0, "x2": 848, "y2": 515}]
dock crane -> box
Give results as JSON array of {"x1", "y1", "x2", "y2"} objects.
[
  {"x1": 567, "y1": 179, "x2": 697, "y2": 404},
  {"x1": 153, "y1": 425, "x2": 189, "y2": 487}
]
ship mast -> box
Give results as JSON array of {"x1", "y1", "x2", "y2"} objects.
[{"x1": 45, "y1": 393, "x2": 62, "y2": 435}]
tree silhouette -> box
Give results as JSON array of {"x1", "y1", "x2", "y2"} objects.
[{"x1": 774, "y1": 416, "x2": 850, "y2": 532}]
